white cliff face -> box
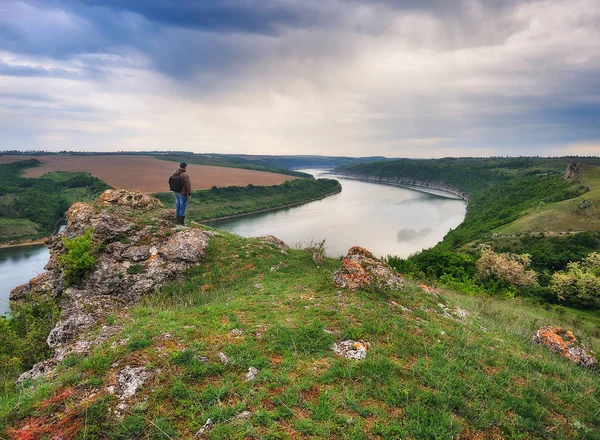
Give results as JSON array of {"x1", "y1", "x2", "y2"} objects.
[{"x1": 11, "y1": 190, "x2": 212, "y2": 383}]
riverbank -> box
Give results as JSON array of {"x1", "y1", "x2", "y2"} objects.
[
  {"x1": 332, "y1": 172, "x2": 468, "y2": 200},
  {"x1": 200, "y1": 187, "x2": 342, "y2": 223},
  {"x1": 154, "y1": 177, "x2": 342, "y2": 223},
  {"x1": 0, "y1": 239, "x2": 46, "y2": 249}
]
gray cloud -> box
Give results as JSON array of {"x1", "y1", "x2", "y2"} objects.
[{"x1": 0, "y1": 0, "x2": 598, "y2": 156}]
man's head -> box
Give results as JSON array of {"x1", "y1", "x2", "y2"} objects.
[{"x1": 180, "y1": 162, "x2": 187, "y2": 169}]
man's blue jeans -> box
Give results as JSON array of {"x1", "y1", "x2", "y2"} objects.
[{"x1": 175, "y1": 193, "x2": 188, "y2": 216}]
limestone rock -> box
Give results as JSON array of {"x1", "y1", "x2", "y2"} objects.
[
  {"x1": 92, "y1": 211, "x2": 134, "y2": 241},
  {"x1": 118, "y1": 366, "x2": 150, "y2": 400},
  {"x1": 65, "y1": 203, "x2": 97, "y2": 234},
  {"x1": 195, "y1": 419, "x2": 214, "y2": 438},
  {"x1": 233, "y1": 411, "x2": 253, "y2": 421},
  {"x1": 11, "y1": 190, "x2": 213, "y2": 383},
  {"x1": 564, "y1": 163, "x2": 586, "y2": 183},
  {"x1": 122, "y1": 245, "x2": 151, "y2": 262},
  {"x1": 333, "y1": 246, "x2": 404, "y2": 291},
  {"x1": 532, "y1": 326, "x2": 597, "y2": 370},
  {"x1": 218, "y1": 352, "x2": 229, "y2": 365},
  {"x1": 10, "y1": 271, "x2": 61, "y2": 301},
  {"x1": 17, "y1": 360, "x2": 55, "y2": 384},
  {"x1": 244, "y1": 366, "x2": 259, "y2": 381},
  {"x1": 332, "y1": 340, "x2": 368, "y2": 360},
  {"x1": 47, "y1": 313, "x2": 95, "y2": 348},
  {"x1": 98, "y1": 189, "x2": 163, "y2": 210},
  {"x1": 159, "y1": 229, "x2": 209, "y2": 263},
  {"x1": 262, "y1": 235, "x2": 288, "y2": 249}
]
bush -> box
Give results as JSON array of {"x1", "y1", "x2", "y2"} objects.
[
  {"x1": 476, "y1": 245, "x2": 538, "y2": 288},
  {"x1": 58, "y1": 229, "x2": 96, "y2": 286},
  {"x1": 0, "y1": 299, "x2": 60, "y2": 387},
  {"x1": 551, "y1": 252, "x2": 600, "y2": 309},
  {"x1": 388, "y1": 249, "x2": 477, "y2": 281}
]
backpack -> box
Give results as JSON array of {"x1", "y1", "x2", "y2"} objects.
[{"x1": 168, "y1": 173, "x2": 183, "y2": 192}]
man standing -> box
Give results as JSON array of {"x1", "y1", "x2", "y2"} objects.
[{"x1": 172, "y1": 162, "x2": 192, "y2": 225}]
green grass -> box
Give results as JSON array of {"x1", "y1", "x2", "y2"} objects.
[
  {"x1": 2, "y1": 226, "x2": 599, "y2": 439},
  {"x1": 154, "y1": 178, "x2": 341, "y2": 222}
]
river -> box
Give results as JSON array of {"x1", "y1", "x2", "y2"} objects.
[
  {"x1": 0, "y1": 169, "x2": 466, "y2": 315},
  {"x1": 0, "y1": 244, "x2": 49, "y2": 315},
  {"x1": 208, "y1": 169, "x2": 466, "y2": 258}
]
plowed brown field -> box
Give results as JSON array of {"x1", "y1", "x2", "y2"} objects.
[{"x1": 21, "y1": 155, "x2": 296, "y2": 193}]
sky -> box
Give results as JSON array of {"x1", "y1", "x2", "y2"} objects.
[{"x1": 0, "y1": 0, "x2": 599, "y2": 158}]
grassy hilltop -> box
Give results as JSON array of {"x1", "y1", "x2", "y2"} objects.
[{"x1": 1, "y1": 225, "x2": 599, "y2": 439}]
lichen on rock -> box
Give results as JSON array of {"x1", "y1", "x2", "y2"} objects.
[
  {"x1": 333, "y1": 246, "x2": 404, "y2": 291},
  {"x1": 532, "y1": 326, "x2": 597, "y2": 370}
]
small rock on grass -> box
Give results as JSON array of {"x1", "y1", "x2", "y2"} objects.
[
  {"x1": 118, "y1": 366, "x2": 150, "y2": 400},
  {"x1": 233, "y1": 411, "x2": 253, "y2": 421},
  {"x1": 244, "y1": 366, "x2": 259, "y2": 381},
  {"x1": 332, "y1": 340, "x2": 369, "y2": 360},
  {"x1": 194, "y1": 419, "x2": 214, "y2": 438},
  {"x1": 218, "y1": 352, "x2": 229, "y2": 365}
]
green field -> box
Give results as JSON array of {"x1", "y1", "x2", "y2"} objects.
[{"x1": 1, "y1": 226, "x2": 599, "y2": 438}]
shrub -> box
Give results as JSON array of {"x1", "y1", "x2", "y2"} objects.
[
  {"x1": 0, "y1": 299, "x2": 60, "y2": 386},
  {"x1": 388, "y1": 249, "x2": 477, "y2": 281},
  {"x1": 551, "y1": 252, "x2": 600, "y2": 309},
  {"x1": 476, "y1": 245, "x2": 538, "y2": 288},
  {"x1": 58, "y1": 229, "x2": 96, "y2": 286}
]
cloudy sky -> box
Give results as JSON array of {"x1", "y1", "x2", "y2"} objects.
[{"x1": 0, "y1": 0, "x2": 599, "y2": 157}]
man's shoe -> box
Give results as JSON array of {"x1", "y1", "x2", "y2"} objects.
[
  {"x1": 175, "y1": 215, "x2": 181, "y2": 225},
  {"x1": 180, "y1": 216, "x2": 186, "y2": 225}
]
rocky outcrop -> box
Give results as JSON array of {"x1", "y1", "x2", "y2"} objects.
[
  {"x1": 564, "y1": 163, "x2": 586, "y2": 183},
  {"x1": 532, "y1": 326, "x2": 597, "y2": 370},
  {"x1": 11, "y1": 189, "x2": 211, "y2": 381},
  {"x1": 333, "y1": 246, "x2": 404, "y2": 291},
  {"x1": 98, "y1": 189, "x2": 163, "y2": 210}
]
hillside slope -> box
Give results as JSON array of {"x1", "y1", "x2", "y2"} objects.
[
  {"x1": 1, "y1": 192, "x2": 599, "y2": 439},
  {"x1": 495, "y1": 165, "x2": 600, "y2": 235}
]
